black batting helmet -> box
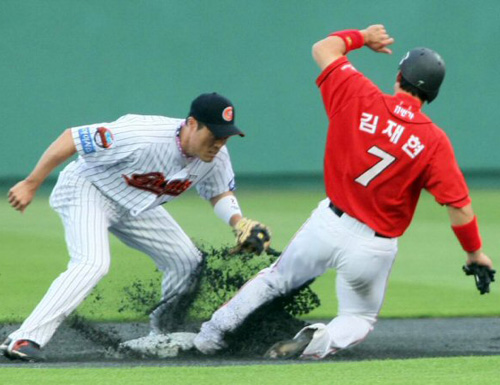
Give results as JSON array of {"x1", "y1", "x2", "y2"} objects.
[{"x1": 398, "y1": 47, "x2": 445, "y2": 103}]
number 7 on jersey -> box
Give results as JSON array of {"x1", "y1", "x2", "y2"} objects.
[{"x1": 355, "y1": 146, "x2": 396, "y2": 187}]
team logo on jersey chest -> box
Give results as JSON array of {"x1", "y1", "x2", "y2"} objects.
[
  {"x1": 123, "y1": 172, "x2": 192, "y2": 196},
  {"x1": 94, "y1": 127, "x2": 115, "y2": 149}
]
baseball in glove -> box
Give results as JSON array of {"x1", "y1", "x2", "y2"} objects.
[
  {"x1": 231, "y1": 217, "x2": 272, "y2": 255},
  {"x1": 463, "y1": 263, "x2": 496, "y2": 295}
]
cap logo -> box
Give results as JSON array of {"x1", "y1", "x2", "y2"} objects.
[{"x1": 222, "y1": 106, "x2": 233, "y2": 122}]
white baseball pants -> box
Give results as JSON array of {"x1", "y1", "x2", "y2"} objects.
[
  {"x1": 200, "y1": 198, "x2": 397, "y2": 357},
  {"x1": 9, "y1": 170, "x2": 201, "y2": 347}
]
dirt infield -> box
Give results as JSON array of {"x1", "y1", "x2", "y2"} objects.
[{"x1": 1, "y1": 318, "x2": 499, "y2": 367}]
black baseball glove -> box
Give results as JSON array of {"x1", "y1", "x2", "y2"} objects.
[
  {"x1": 462, "y1": 263, "x2": 496, "y2": 295},
  {"x1": 230, "y1": 217, "x2": 273, "y2": 256}
]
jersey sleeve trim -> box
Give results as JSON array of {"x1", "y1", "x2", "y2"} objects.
[
  {"x1": 316, "y1": 56, "x2": 349, "y2": 88},
  {"x1": 71, "y1": 126, "x2": 91, "y2": 156},
  {"x1": 437, "y1": 195, "x2": 471, "y2": 208}
]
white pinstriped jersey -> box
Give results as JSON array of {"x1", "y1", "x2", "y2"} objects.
[{"x1": 67, "y1": 114, "x2": 236, "y2": 216}]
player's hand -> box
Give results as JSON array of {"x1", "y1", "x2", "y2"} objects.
[
  {"x1": 466, "y1": 250, "x2": 494, "y2": 270},
  {"x1": 230, "y1": 217, "x2": 272, "y2": 255},
  {"x1": 361, "y1": 24, "x2": 394, "y2": 54},
  {"x1": 8, "y1": 179, "x2": 39, "y2": 213},
  {"x1": 463, "y1": 251, "x2": 495, "y2": 295}
]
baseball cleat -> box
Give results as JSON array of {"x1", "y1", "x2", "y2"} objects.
[
  {"x1": 193, "y1": 333, "x2": 227, "y2": 355},
  {"x1": 193, "y1": 323, "x2": 227, "y2": 355},
  {"x1": 264, "y1": 329, "x2": 315, "y2": 359},
  {"x1": 5, "y1": 339, "x2": 46, "y2": 362}
]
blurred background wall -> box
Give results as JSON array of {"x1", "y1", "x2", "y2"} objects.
[{"x1": 1, "y1": 0, "x2": 498, "y2": 186}]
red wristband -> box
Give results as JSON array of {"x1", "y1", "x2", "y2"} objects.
[
  {"x1": 329, "y1": 29, "x2": 364, "y2": 53},
  {"x1": 451, "y1": 216, "x2": 482, "y2": 253}
]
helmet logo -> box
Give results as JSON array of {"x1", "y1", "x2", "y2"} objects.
[
  {"x1": 222, "y1": 107, "x2": 233, "y2": 122},
  {"x1": 417, "y1": 80, "x2": 425, "y2": 86}
]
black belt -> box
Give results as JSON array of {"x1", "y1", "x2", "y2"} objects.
[{"x1": 328, "y1": 202, "x2": 391, "y2": 239}]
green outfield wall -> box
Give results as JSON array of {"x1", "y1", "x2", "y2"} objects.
[{"x1": 1, "y1": 0, "x2": 499, "y2": 180}]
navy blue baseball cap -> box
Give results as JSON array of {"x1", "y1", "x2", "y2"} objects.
[{"x1": 189, "y1": 92, "x2": 245, "y2": 138}]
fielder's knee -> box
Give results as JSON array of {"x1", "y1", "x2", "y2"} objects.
[
  {"x1": 68, "y1": 259, "x2": 110, "y2": 282},
  {"x1": 258, "y1": 267, "x2": 289, "y2": 297}
]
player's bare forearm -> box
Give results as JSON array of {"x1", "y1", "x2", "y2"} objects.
[
  {"x1": 26, "y1": 129, "x2": 76, "y2": 184},
  {"x1": 312, "y1": 36, "x2": 346, "y2": 71},
  {"x1": 447, "y1": 203, "x2": 474, "y2": 226},
  {"x1": 9, "y1": 129, "x2": 76, "y2": 212},
  {"x1": 8, "y1": 129, "x2": 76, "y2": 212},
  {"x1": 312, "y1": 24, "x2": 394, "y2": 71}
]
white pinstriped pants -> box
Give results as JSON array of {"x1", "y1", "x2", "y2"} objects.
[
  {"x1": 200, "y1": 198, "x2": 397, "y2": 357},
  {"x1": 9, "y1": 170, "x2": 201, "y2": 347}
]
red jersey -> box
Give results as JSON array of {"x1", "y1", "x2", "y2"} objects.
[{"x1": 317, "y1": 56, "x2": 470, "y2": 237}]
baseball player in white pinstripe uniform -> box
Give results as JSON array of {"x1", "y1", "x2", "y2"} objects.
[{"x1": 2, "y1": 92, "x2": 271, "y2": 362}]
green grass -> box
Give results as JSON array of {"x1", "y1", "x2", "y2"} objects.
[
  {"x1": 0, "y1": 188, "x2": 499, "y2": 322},
  {"x1": 1, "y1": 356, "x2": 499, "y2": 384}
]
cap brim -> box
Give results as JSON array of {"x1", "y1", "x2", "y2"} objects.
[{"x1": 206, "y1": 123, "x2": 245, "y2": 139}]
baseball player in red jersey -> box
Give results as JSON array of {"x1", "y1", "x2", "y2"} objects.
[{"x1": 193, "y1": 25, "x2": 495, "y2": 358}]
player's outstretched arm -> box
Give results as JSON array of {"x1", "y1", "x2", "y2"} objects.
[
  {"x1": 8, "y1": 128, "x2": 76, "y2": 213},
  {"x1": 312, "y1": 24, "x2": 394, "y2": 71},
  {"x1": 447, "y1": 204, "x2": 495, "y2": 294},
  {"x1": 447, "y1": 204, "x2": 493, "y2": 268}
]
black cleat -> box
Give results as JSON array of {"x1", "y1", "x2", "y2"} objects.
[
  {"x1": 5, "y1": 339, "x2": 46, "y2": 362},
  {"x1": 264, "y1": 329, "x2": 315, "y2": 359}
]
